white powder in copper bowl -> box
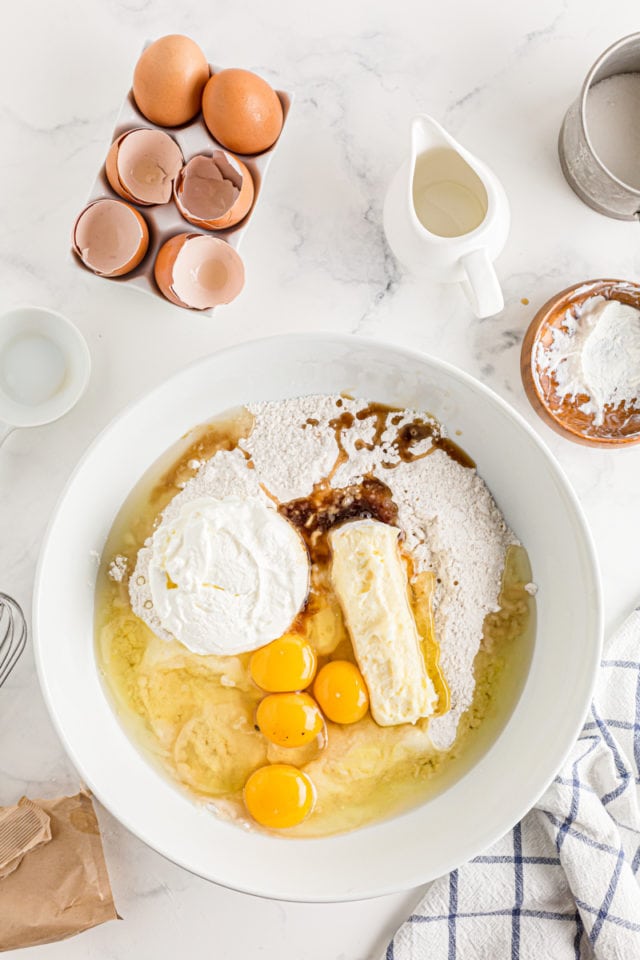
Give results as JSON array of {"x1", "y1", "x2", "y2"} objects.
[{"x1": 535, "y1": 296, "x2": 640, "y2": 426}]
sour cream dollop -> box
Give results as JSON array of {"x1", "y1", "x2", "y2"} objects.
[{"x1": 148, "y1": 496, "x2": 310, "y2": 655}]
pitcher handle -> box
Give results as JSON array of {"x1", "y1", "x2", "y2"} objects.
[{"x1": 460, "y1": 249, "x2": 504, "y2": 319}]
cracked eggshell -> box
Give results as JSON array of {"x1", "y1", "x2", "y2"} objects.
[
  {"x1": 154, "y1": 233, "x2": 245, "y2": 310},
  {"x1": 202, "y1": 68, "x2": 284, "y2": 154},
  {"x1": 133, "y1": 35, "x2": 210, "y2": 127},
  {"x1": 72, "y1": 198, "x2": 149, "y2": 277},
  {"x1": 173, "y1": 150, "x2": 254, "y2": 230},
  {"x1": 105, "y1": 128, "x2": 184, "y2": 206}
]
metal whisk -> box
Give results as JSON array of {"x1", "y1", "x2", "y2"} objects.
[{"x1": 0, "y1": 593, "x2": 26, "y2": 687}]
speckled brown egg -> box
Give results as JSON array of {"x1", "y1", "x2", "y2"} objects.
[
  {"x1": 202, "y1": 69, "x2": 283, "y2": 154},
  {"x1": 133, "y1": 35, "x2": 210, "y2": 127}
]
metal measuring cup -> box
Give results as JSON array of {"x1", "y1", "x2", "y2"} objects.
[{"x1": 559, "y1": 32, "x2": 640, "y2": 220}]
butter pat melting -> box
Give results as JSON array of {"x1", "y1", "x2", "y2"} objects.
[{"x1": 330, "y1": 520, "x2": 438, "y2": 726}]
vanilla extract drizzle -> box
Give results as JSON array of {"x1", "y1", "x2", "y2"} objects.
[
  {"x1": 283, "y1": 401, "x2": 475, "y2": 565},
  {"x1": 329, "y1": 401, "x2": 475, "y2": 471},
  {"x1": 280, "y1": 476, "x2": 397, "y2": 564}
]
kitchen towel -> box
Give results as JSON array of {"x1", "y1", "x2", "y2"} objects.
[{"x1": 384, "y1": 607, "x2": 640, "y2": 959}]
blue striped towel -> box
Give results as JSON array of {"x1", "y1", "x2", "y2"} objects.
[{"x1": 385, "y1": 608, "x2": 640, "y2": 959}]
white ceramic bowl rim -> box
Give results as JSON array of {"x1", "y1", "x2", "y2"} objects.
[{"x1": 33, "y1": 333, "x2": 603, "y2": 902}]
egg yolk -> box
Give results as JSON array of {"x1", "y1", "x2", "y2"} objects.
[
  {"x1": 313, "y1": 661, "x2": 369, "y2": 724},
  {"x1": 249, "y1": 634, "x2": 317, "y2": 693},
  {"x1": 244, "y1": 764, "x2": 315, "y2": 829},
  {"x1": 256, "y1": 692, "x2": 324, "y2": 747}
]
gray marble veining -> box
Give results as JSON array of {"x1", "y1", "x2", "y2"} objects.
[{"x1": 2, "y1": 0, "x2": 640, "y2": 956}]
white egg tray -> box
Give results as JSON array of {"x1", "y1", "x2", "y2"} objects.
[{"x1": 71, "y1": 58, "x2": 292, "y2": 315}]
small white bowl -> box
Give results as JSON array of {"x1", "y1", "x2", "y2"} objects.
[
  {"x1": 33, "y1": 334, "x2": 602, "y2": 902},
  {"x1": 0, "y1": 306, "x2": 91, "y2": 445}
]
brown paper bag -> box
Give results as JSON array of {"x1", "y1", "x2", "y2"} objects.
[
  {"x1": 0, "y1": 791, "x2": 118, "y2": 950},
  {"x1": 0, "y1": 798, "x2": 51, "y2": 879}
]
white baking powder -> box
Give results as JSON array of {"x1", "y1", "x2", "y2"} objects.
[{"x1": 536, "y1": 296, "x2": 640, "y2": 426}]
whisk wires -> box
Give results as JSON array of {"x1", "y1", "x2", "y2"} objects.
[{"x1": 0, "y1": 593, "x2": 26, "y2": 687}]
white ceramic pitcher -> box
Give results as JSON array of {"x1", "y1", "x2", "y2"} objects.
[{"x1": 383, "y1": 115, "x2": 510, "y2": 318}]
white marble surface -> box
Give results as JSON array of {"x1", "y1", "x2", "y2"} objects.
[{"x1": 1, "y1": 0, "x2": 640, "y2": 956}]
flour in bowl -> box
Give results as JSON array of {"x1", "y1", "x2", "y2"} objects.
[{"x1": 128, "y1": 395, "x2": 517, "y2": 750}]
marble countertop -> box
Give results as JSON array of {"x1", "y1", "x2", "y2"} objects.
[{"x1": 2, "y1": 0, "x2": 640, "y2": 956}]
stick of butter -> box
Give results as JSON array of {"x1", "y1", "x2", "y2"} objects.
[{"x1": 329, "y1": 519, "x2": 438, "y2": 726}]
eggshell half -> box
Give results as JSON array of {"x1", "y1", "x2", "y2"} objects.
[
  {"x1": 174, "y1": 151, "x2": 254, "y2": 230},
  {"x1": 73, "y1": 198, "x2": 149, "y2": 277},
  {"x1": 202, "y1": 69, "x2": 284, "y2": 154},
  {"x1": 133, "y1": 35, "x2": 210, "y2": 127},
  {"x1": 106, "y1": 128, "x2": 184, "y2": 205},
  {"x1": 154, "y1": 233, "x2": 245, "y2": 310}
]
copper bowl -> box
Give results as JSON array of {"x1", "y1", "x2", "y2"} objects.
[{"x1": 521, "y1": 279, "x2": 640, "y2": 447}]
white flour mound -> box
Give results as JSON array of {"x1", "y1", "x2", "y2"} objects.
[
  {"x1": 536, "y1": 296, "x2": 640, "y2": 427},
  {"x1": 130, "y1": 447, "x2": 266, "y2": 643},
  {"x1": 129, "y1": 395, "x2": 516, "y2": 750}
]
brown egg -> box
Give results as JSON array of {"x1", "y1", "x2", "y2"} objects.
[
  {"x1": 202, "y1": 69, "x2": 283, "y2": 154},
  {"x1": 72, "y1": 198, "x2": 149, "y2": 277},
  {"x1": 133, "y1": 35, "x2": 210, "y2": 127},
  {"x1": 105, "y1": 128, "x2": 183, "y2": 205},
  {"x1": 154, "y1": 233, "x2": 245, "y2": 309},
  {"x1": 174, "y1": 150, "x2": 254, "y2": 230}
]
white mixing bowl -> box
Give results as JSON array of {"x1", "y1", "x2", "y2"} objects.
[{"x1": 33, "y1": 334, "x2": 602, "y2": 902}]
